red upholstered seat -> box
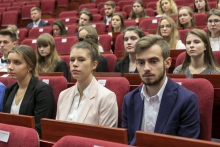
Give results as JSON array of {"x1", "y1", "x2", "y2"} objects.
[
  {"x1": 41, "y1": 0, "x2": 55, "y2": 16},
  {"x1": 123, "y1": 5, "x2": 132, "y2": 14},
  {"x1": 28, "y1": 27, "x2": 53, "y2": 38},
  {"x1": 90, "y1": 22, "x2": 106, "y2": 33},
  {"x1": 194, "y1": 13, "x2": 207, "y2": 26},
  {"x1": 52, "y1": 136, "x2": 133, "y2": 147},
  {"x1": 17, "y1": 28, "x2": 27, "y2": 41},
  {"x1": 95, "y1": 0, "x2": 112, "y2": 5},
  {"x1": 0, "y1": 76, "x2": 16, "y2": 87},
  {"x1": 178, "y1": 29, "x2": 190, "y2": 44},
  {"x1": 57, "y1": 0, "x2": 68, "y2": 9},
  {"x1": 108, "y1": 20, "x2": 137, "y2": 32},
  {"x1": 65, "y1": 24, "x2": 78, "y2": 35},
  {"x1": 93, "y1": 14, "x2": 102, "y2": 22},
  {"x1": 98, "y1": 34, "x2": 112, "y2": 52},
  {"x1": 41, "y1": 19, "x2": 55, "y2": 26},
  {"x1": 145, "y1": 8, "x2": 154, "y2": 17},
  {"x1": 171, "y1": 78, "x2": 213, "y2": 140},
  {"x1": 102, "y1": 54, "x2": 117, "y2": 72},
  {"x1": 12, "y1": 2, "x2": 25, "y2": 7},
  {"x1": 118, "y1": 0, "x2": 133, "y2": 10},
  {"x1": 60, "y1": 17, "x2": 77, "y2": 25},
  {"x1": 0, "y1": 7, "x2": 5, "y2": 13},
  {"x1": 7, "y1": 6, "x2": 20, "y2": 12},
  {"x1": 97, "y1": 2, "x2": 105, "y2": 10},
  {"x1": 59, "y1": 55, "x2": 70, "y2": 78},
  {"x1": 203, "y1": 27, "x2": 207, "y2": 32},
  {"x1": 26, "y1": 1, "x2": 40, "y2": 7},
  {"x1": 208, "y1": 2, "x2": 216, "y2": 9},
  {"x1": 59, "y1": 11, "x2": 78, "y2": 18},
  {"x1": 174, "y1": 0, "x2": 187, "y2": 6},
  {"x1": 78, "y1": 3, "x2": 96, "y2": 11},
  {"x1": 0, "y1": 3, "x2": 11, "y2": 8},
  {"x1": 139, "y1": 17, "x2": 161, "y2": 32},
  {"x1": 0, "y1": 123, "x2": 39, "y2": 147},
  {"x1": 95, "y1": 77, "x2": 130, "y2": 127},
  {"x1": 21, "y1": 38, "x2": 38, "y2": 51},
  {"x1": 39, "y1": 76, "x2": 67, "y2": 119},
  {"x1": 21, "y1": 5, "x2": 36, "y2": 19},
  {"x1": 2, "y1": 11, "x2": 18, "y2": 26},
  {"x1": 146, "y1": 2, "x2": 157, "y2": 10},
  {"x1": 54, "y1": 36, "x2": 78, "y2": 55},
  {"x1": 114, "y1": 33, "x2": 124, "y2": 58},
  {"x1": 88, "y1": 8, "x2": 99, "y2": 14}
]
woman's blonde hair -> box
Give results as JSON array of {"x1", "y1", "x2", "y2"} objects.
[
  {"x1": 157, "y1": 0, "x2": 177, "y2": 15},
  {"x1": 193, "y1": 0, "x2": 210, "y2": 12},
  {"x1": 36, "y1": 33, "x2": 60, "y2": 72},
  {"x1": 8, "y1": 45, "x2": 39, "y2": 78},
  {"x1": 7, "y1": 25, "x2": 19, "y2": 39},
  {"x1": 157, "y1": 16, "x2": 179, "y2": 49},
  {"x1": 180, "y1": 29, "x2": 220, "y2": 73},
  {"x1": 131, "y1": 0, "x2": 146, "y2": 20},
  {"x1": 177, "y1": 6, "x2": 195, "y2": 29}
]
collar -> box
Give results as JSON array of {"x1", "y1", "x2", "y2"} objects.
[
  {"x1": 74, "y1": 77, "x2": 94, "y2": 97},
  {"x1": 33, "y1": 19, "x2": 41, "y2": 25},
  {"x1": 106, "y1": 16, "x2": 111, "y2": 20},
  {"x1": 140, "y1": 76, "x2": 168, "y2": 102}
]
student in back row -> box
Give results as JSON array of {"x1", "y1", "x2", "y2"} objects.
[
  {"x1": 102, "y1": 1, "x2": 116, "y2": 25},
  {"x1": 27, "y1": 7, "x2": 50, "y2": 28}
]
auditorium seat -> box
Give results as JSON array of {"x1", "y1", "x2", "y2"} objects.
[
  {"x1": 97, "y1": 2, "x2": 105, "y2": 10},
  {"x1": 95, "y1": 0, "x2": 111, "y2": 5},
  {"x1": 17, "y1": 28, "x2": 27, "y2": 41},
  {"x1": 139, "y1": 17, "x2": 161, "y2": 32},
  {"x1": 59, "y1": 11, "x2": 78, "y2": 18},
  {"x1": 174, "y1": 0, "x2": 187, "y2": 6},
  {"x1": 21, "y1": 38, "x2": 38, "y2": 51},
  {"x1": 41, "y1": 0, "x2": 55, "y2": 18},
  {"x1": 7, "y1": 6, "x2": 20, "y2": 12},
  {"x1": 108, "y1": 20, "x2": 137, "y2": 32},
  {"x1": 28, "y1": 27, "x2": 53, "y2": 38},
  {"x1": 21, "y1": 5, "x2": 36, "y2": 19},
  {"x1": 118, "y1": 0, "x2": 133, "y2": 10},
  {"x1": 2, "y1": 11, "x2": 18, "y2": 26},
  {"x1": 12, "y1": 2, "x2": 25, "y2": 7},
  {"x1": 146, "y1": 2, "x2": 157, "y2": 10},
  {"x1": 26, "y1": 1, "x2": 40, "y2": 7},
  {"x1": 114, "y1": 33, "x2": 124, "y2": 58},
  {"x1": 203, "y1": 27, "x2": 207, "y2": 32},
  {"x1": 0, "y1": 3, "x2": 11, "y2": 8},
  {"x1": 39, "y1": 76, "x2": 67, "y2": 119},
  {"x1": 93, "y1": 14, "x2": 102, "y2": 22},
  {"x1": 194, "y1": 13, "x2": 207, "y2": 26},
  {"x1": 98, "y1": 34, "x2": 112, "y2": 52},
  {"x1": 208, "y1": 2, "x2": 216, "y2": 9},
  {"x1": 145, "y1": 8, "x2": 154, "y2": 17},
  {"x1": 96, "y1": 77, "x2": 130, "y2": 127},
  {"x1": 78, "y1": 3, "x2": 96, "y2": 11},
  {"x1": 57, "y1": 0, "x2": 68, "y2": 10},
  {"x1": 42, "y1": 18, "x2": 55, "y2": 25},
  {"x1": 88, "y1": 8, "x2": 99, "y2": 14},
  {"x1": 0, "y1": 123, "x2": 39, "y2": 147},
  {"x1": 65, "y1": 24, "x2": 78, "y2": 35},
  {"x1": 54, "y1": 36, "x2": 78, "y2": 54},
  {"x1": 90, "y1": 22, "x2": 106, "y2": 33},
  {"x1": 123, "y1": 5, "x2": 132, "y2": 14},
  {"x1": 0, "y1": 7, "x2": 5, "y2": 13},
  {"x1": 60, "y1": 17, "x2": 77, "y2": 25},
  {"x1": 102, "y1": 54, "x2": 117, "y2": 72},
  {"x1": 59, "y1": 55, "x2": 70, "y2": 78},
  {"x1": 52, "y1": 136, "x2": 133, "y2": 147},
  {"x1": 171, "y1": 78, "x2": 213, "y2": 140},
  {"x1": 178, "y1": 29, "x2": 190, "y2": 44}
]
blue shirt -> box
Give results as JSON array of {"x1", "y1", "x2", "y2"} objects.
[{"x1": 0, "y1": 82, "x2": 6, "y2": 112}]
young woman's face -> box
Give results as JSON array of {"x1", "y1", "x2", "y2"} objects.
[
  {"x1": 124, "y1": 31, "x2": 140, "y2": 53},
  {"x1": 133, "y1": 2, "x2": 143, "y2": 14},
  {"x1": 160, "y1": 19, "x2": 172, "y2": 37},
  {"x1": 78, "y1": 29, "x2": 88, "y2": 38},
  {"x1": 161, "y1": 0, "x2": 171, "y2": 13},
  {"x1": 207, "y1": 14, "x2": 220, "y2": 36},
  {"x1": 195, "y1": 0, "x2": 206, "y2": 11},
  {"x1": 185, "y1": 34, "x2": 206, "y2": 58},
  {"x1": 7, "y1": 52, "x2": 32, "y2": 81},
  {"x1": 179, "y1": 9, "x2": 193, "y2": 25},
  {"x1": 38, "y1": 44, "x2": 51, "y2": 57},
  {"x1": 70, "y1": 48, "x2": 97, "y2": 81},
  {"x1": 53, "y1": 25, "x2": 61, "y2": 36},
  {"x1": 112, "y1": 15, "x2": 121, "y2": 29}
]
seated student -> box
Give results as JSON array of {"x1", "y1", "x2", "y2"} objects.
[
  {"x1": 173, "y1": 29, "x2": 220, "y2": 78},
  {"x1": 206, "y1": 9, "x2": 220, "y2": 51},
  {"x1": 129, "y1": 0, "x2": 149, "y2": 22},
  {"x1": 52, "y1": 20, "x2": 68, "y2": 36},
  {"x1": 102, "y1": 1, "x2": 116, "y2": 25},
  {"x1": 0, "y1": 82, "x2": 6, "y2": 112},
  {"x1": 111, "y1": 13, "x2": 125, "y2": 33},
  {"x1": 217, "y1": 0, "x2": 220, "y2": 10},
  {"x1": 56, "y1": 36, "x2": 118, "y2": 127},
  {"x1": 27, "y1": 7, "x2": 50, "y2": 28},
  {"x1": 114, "y1": 26, "x2": 145, "y2": 75},
  {"x1": 36, "y1": 33, "x2": 68, "y2": 79},
  {"x1": 0, "y1": 29, "x2": 17, "y2": 72},
  {"x1": 193, "y1": 0, "x2": 210, "y2": 14},
  {"x1": 3, "y1": 45, "x2": 54, "y2": 137},
  {"x1": 156, "y1": 0, "x2": 177, "y2": 17},
  {"x1": 122, "y1": 34, "x2": 200, "y2": 146},
  {"x1": 7, "y1": 25, "x2": 19, "y2": 40},
  {"x1": 157, "y1": 16, "x2": 186, "y2": 49},
  {"x1": 177, "y1": 6, "x2": 195, "y2": 29}
]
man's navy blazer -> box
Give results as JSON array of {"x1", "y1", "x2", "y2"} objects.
[
  {"x1": 27, "y1": 20, "x2": 50, "y2": 28},
  {"x1": 121, "y1": 77, "x2": 200, "y2": 145}
]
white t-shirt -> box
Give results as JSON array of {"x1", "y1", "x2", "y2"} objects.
[
  {"x1": 176, "y1": 40, "x2": 186, "y2": 49},
  {"x1": 210, "y1": 37, "x2": 220, "y2": 51}
]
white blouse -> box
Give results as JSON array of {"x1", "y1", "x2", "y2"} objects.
[
  {"x1": 176, "y1": 40, "x2": 186, "y2": 49},
  {"x1": 210, "y1": 37, "x2": 220, "y2": 51},
  {"x1": 10, "y1": 96, "x2": 24, "y2": 114}
]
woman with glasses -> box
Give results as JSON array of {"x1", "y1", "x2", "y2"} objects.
[
  {"x1": 193, "y1": 0, "x2": 210, "y2": 13},
  {"x1": 207, "y1": 9, "x2": 220, "y2": 51},
  {"x1": 177, "y1": 6, "x2": 196, "y2": 29},
  {"x1": 157, "y1": 16, "x2": 186, "y2": 49},
  {"x1": 130, "y1": 0, "x2": 149, "y2": 22},
  {"x1": 156, "y1": 0, "x2": 177, "y2": 17},
  {"x1": 173, "y1": 29, "x2": 220, "y2": 78}
]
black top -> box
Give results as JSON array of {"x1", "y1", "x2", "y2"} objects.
[
  {"x1": 53, "y1": 60, "x2": 68, "y2": 80},
  {"x1": 68, "y1": 55, "x2": 108, "y2": 82},
  {"x1": 3, "y1": 77, "x2": 54, "y2": 137},
  {"x1": 114, "y1": 55, "x2": 138, "y2": 76}
]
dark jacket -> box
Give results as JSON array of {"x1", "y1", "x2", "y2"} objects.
[
  {"x1": 27, "y1": 20, "x2": 50, "y2": 28},
  {"x1": 53, "y1": 60, "x2": 68, "y2": 80}
]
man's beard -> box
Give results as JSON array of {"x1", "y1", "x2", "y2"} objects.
[{"x1": 107, "y1": 13, "x2": 113, "y2": 18}]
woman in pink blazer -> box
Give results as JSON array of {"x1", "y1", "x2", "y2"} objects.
[{"x1": 56, "y1": 34, "x2": 118, "y2": 127}]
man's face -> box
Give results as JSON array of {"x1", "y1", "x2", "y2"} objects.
[
  {"x1": 31, "y1": 10, "x2": 41, "y2": 22},
  {"x1": 136, "y1": 44, "x2": 171, "y2": 86},
  {"x1": 0, "y1": 35, "x2": 16, "y2": 58},
  {"x1": 104, "y1": 5, "x2": 115, "y2": 17},
  {"x1": 79, "y1": 14, "x2": 90, "y2": 25}
]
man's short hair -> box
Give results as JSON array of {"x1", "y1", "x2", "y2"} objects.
[
  {"x1": 80, "y1": 10, "x2": 93, "y2": 22},
  {"x1": 135, "y1": 34, "x2": 170, "y2": 60},
  {"x1": 0, "y1": 29, "x2": 17, "y2": 42},
  {"x1": 30, "y1": 7, "x2": 41, "y2": 13},
  {"x1": 104, "y1": 1, "x2": 116, "y2": 8}
]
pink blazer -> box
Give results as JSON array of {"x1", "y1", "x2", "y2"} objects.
[{"x1": 56, "y1": 77, "x2": 118, "y2": 127}]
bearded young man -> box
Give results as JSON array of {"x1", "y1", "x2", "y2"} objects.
[
  {"x1": 102, "y1": 1, "x2": 116, "y2": 25},
  {"x1": 121, "y1": 34, "x2": 200, "y2": 146}
]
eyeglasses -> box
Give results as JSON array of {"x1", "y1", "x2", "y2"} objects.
[
  {"x1": 207, "y1": 19, "x2": 220, "y2": 25},
  {"x1": 159, "y1": 24, "x2": 171, "y2": 28}
]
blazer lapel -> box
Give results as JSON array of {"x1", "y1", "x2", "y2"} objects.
[
  {"x1": 134, "y1": 86, "x2": 144, "y2": 131},
  {"x1": 4, "y1": 84, "x2": 18, "y2": 113},
  {"x1": 77, "y1": 78, "x2": 97, "y2": 123},
  {"x1": 154, "y1": 77, "x2": 178, "y2": 133}
]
